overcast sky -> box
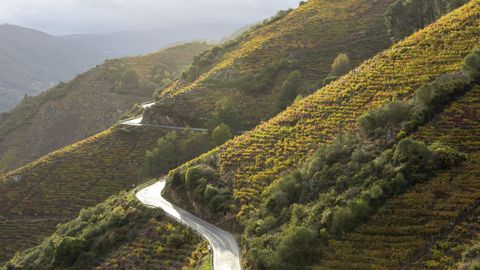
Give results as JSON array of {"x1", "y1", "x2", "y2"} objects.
[{"x1": 0, "y1": 0, "x2": 300, "y2": 35}]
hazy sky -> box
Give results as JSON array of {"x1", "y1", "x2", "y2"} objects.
[{"x1": 0, "y1": 0, "x2": 300, "y2": 35}]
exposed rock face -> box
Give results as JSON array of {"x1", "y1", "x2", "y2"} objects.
[{"x1": 142, "y1": 101, "x2": 190, "y2": 127}]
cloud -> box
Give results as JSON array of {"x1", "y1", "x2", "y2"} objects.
[{"x1": 0, "y1": 0, "x2": 300, "y2": 35}]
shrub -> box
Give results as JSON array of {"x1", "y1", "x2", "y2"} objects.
[
  {"x1": 323, "y1": 75, "x2": 339, "y2": 86},
  {"x1": 143, "y1": 131, "x2": 211, "y2": 178},
  {"x1": 121, "y1": 69, "x2": 139, "y2": 85},
  {"x1": 470, "y1": 261, "x2": 480, "y2": 270},
  {"x1": 276, "y1": 226, "x2": 318, "y2": 269},
  {"x1": 208, "y1": 195, "x2": 229, "y2": 213},
  {"x1": 393, "y1": 138, "x2": 431, "y2": 166},
  {"x1": 53, "y1": 237, "x2": 87, "y2": 267},
  {"x1": 463, "y1": 244, "x2": 480, "y2": 261},
  {"x1": 357, "y1": 112, "x2": 377, "y2": 136},
  {"x1": 203, "y1": 184, "x2": 220, "y2": 201},
  {"x1": 179, "y1": 131, "x2": 211, "y2": 160},
  {"x1": 358, "y1": 100, "x2": 413, "y2": 137},
  {"x1": 185, "y1": 165, "x2": 215, "y2": 189},
  {"x1": 166, "y1": 231, "x2": 185, "y2": 249},
  {"x1": 143, "y1": 132, "x2": 180, "y2": 177},
  {"x1": 429, "y1": 141, "x2": 467, "y2": 168},
  {"x1": 331, "y1": 198, "x2": 371, "y2": 236},
  {"x1": 206, "y1": 98, "x2": 241, "y2": 131},
  {"x1": 171, "y1": 171, "x2": 184, "y2": 188},
  {"x1": 330, "y1": 53, "x2": 352, "y2": 77},
  {"x1": 181, "y1": 47, "x2": 225, "y2": 83},
  {"x1": 275, "y1": 70, "x2": 306, "y2": 112},
  {"x1": 211, "y1": 123, "x2": 233, "y2": 146},
  {"x1": 263, "y1": 191, "x2": 288, "y2": 215},
  {"x1": 463, "y1": 49, "x2": 480, "y2": 81}
]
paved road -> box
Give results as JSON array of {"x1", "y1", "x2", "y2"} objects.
[{"x1": 136, "y1": 180, "x2": 242, "y2": 270}]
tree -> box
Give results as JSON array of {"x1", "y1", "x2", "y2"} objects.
[
  {"x1": 275, "y1": 70, "x2": 305, "y2": 112},
  {"x1": 276, "y1": 226, "x2": 319, "y2": 269},
  {"x1": 143, "y1": 132, "x2": 180, "y2": 177},
  {"x1": 143, "y1": 131, "x2": 213, "y2": 178},
  {"x1": 179, "y1": 131, "x2": 211, "y2": 161},
  {"x1": 463, "y1": 49, "x2": 480, "y2": 81},
  {"x1": 211, "y1": 123, "x2": 233, "y2": 146},
  {"x1": 53, "y1": 237, "x2": 87, "y2": 267},
  {"x1": 207, "y1": 97, "x2": 241, "y2": 131},
  {"x1": 384, "y1": 0, "x2": 468, "y2": 42},
  {"x1": 330, "y1": 199, "x2": 371, "y2": 236},
  {"x1": 330, "y1": 53, "x2": 352, "y2": 77}
]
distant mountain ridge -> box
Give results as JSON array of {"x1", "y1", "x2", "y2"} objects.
[
  {"x1": 0, "y1": 41, "x2": 214, "y2": 172},
  {"x1": 0, "y1": 24, "x2": 104, "y2": 112},
  {"x1": 61, "y1": 23, "x2": 244, "y2": 58}
]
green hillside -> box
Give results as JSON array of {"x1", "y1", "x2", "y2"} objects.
[
  {"x1": 168, "y1": 0, "x2": 480, "y2": 219},
  {"x1": 4, "y1": 192, "x2": 208, "y2": 270},
  {"x1": 0, "y1": 42, "x2": 213, "y2": 173},
  {"x1": 320, "y1": 86, "x2": 480, "y2": 269},
  {"x1": 2, "y1": 0, "x2": 480, "y2": 269},
  {"x1": 0, "y1": 1, "x2": 403, "y2": 265},
  {"x1": 0, "y1": 127, "x2": 170, "y2": 264},
  {"x1": 159, "y1": 1, "x2": 480, "y2": 268},
  {"x1": 144, "y1": 0, "x2": 396, "y2": 129}
]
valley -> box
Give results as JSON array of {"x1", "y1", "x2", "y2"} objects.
[{"x1": 1, "y1": 0, "x2": 480, "y2": 269}]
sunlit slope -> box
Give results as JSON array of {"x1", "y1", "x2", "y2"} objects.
[
  {"x1": 147, "y1": 0, "x2": 395, "y2": 127},
  {"x1": 3, "y1": 192, "x2": 207, "y2": 270},
  {"x1": 173, "y1": 1, "x2": 480, "y2": 218},
  {"x1": 319, "y1": 85, "x2": 480, "y2": 269},
  {"x1": 0, "y1": 42, "x2": 213, "y2": 172},
  {"x1": 0, "y1": 127, "x2": 167, "y2": 264}
]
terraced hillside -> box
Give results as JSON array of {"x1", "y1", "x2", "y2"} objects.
[
  {"x1": 0, "y1": 0, "x2": 480, "y2": 265},
  {"x1": 166, "y1": 0, "x2": 480, "y2": 224},
  {"x1": 319, "y1": 86, "x2": 480, "y2": 269},
  {"x1": 144, "y1": 0, "x2": 396, "y2": 128},
  {"x1": 0, "y1": 126, "x2": 169, "y2": 264},
  {"x1": 3, "y1": 192, "x2": 209, "y2": 270},
  {"x1": 0, "y1": 42, "x2": 213, "y2": 172}
]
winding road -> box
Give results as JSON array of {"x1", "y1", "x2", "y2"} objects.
[
  {"x1": 126, "y1": 102, "x2": 242, "y2": 270},
  {"x1": 136, "y1": 180, "x2": 242, "y2": 270}
]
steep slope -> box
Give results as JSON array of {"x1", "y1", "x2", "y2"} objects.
[
  {"x1": 144, "y1": 0, "x2": 396, "y2": 129},
  {"x1": 319, "y1": 86, "x2": 480, "y2": 269},
  {"x1": 2, "y1": 1, "x2": 479, "y2": 269},
  {"x1": 156, "y1": 2, "x2": 480, "y2": 268},
  {"x1": 0, "y1": 42, "x2": 213, "y2": 172},
  {"x1": 4, "y1": 192, "x2": 208, "y2": 270},
  {"x1": 0, "y1": 126, "x2": 172, "y2": 264},
  {"x1": 167, "y1": 0, "x2": 480, "y2": 221},
  {"x1": 0, "y1": 24, "x2": 104, "y2": 112}
]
